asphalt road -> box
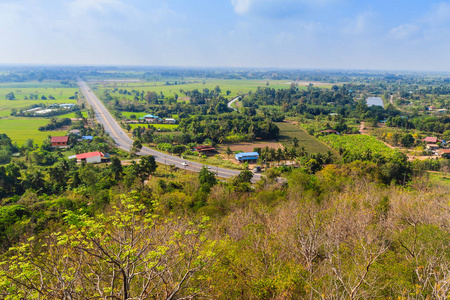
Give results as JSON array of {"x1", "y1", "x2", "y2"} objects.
[{"x1": 78, "y1": 78, "x2": 261, "y2": 181}]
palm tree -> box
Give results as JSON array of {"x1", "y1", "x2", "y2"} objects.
[
  {"x1": 268, "y1": 148, "x2": 276, "y2": 162},
  {"x1": 283, "y1": 147, "x2": 290, "y2": 164},
  {"x1": 298, "y1": 146, "x2": 308, "y2": 157},
  {"x1": 325, "y1": 150, "x2": 335, "y2": 164},
  {"x1": 276, "y1": 148, "x2": 283, "y2": 165},
  {"x1": 289, "y1": 147, "x2": 297, "y2": 162},
  {"x1": 292, "y1": 137, "x2": 299, "y2": 148}
]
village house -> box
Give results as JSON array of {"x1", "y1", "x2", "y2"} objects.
[
  {"x1": 440, "y1": 149, "x2": 450, "y2": 158},
  {"x1": 50, "y1": 136, "x2": 69, "y2": 148},
  {"x1": 164, "y1": 118, "x2": 177, "y2": 124},
  {"x1": 68, "y1": 151, "x2": 108, "y2": 164},
  {"x1": 427, "y1": 144, "x2": 439, "y2": 151},
  {"x1": 235, "y1": 152, "x2": 260, "y2": 163},
  {"x1": 193, "y1": 145, "x2": 216, "y2": 156},
  {"x1": 60, "y1": 103, "x2": 76, "y2": 109},
  {"x1": 423, "y1": 137, "x2": 439, "y2": 144},
  {"x1": 139, "y1": 114, "x2": 162, "y2": 123},
  {"x1": 68, "y1": 129, "x2": 80, "y2": 135},
  {"x1": 82, "y1": 135, "x2": 94, "y2": 141}
]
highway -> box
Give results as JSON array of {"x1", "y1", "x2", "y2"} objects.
[{"x1": 77, "y1": 78, "x2": 261, "y2": 181}]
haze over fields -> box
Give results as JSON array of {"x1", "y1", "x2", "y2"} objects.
[{"x1": 1, "y1": 0, "x2": 450, "y2": 71}]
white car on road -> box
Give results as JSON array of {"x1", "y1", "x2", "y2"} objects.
[{"x1": 181, "y1": 162, "x2": 189, "y2": 166}]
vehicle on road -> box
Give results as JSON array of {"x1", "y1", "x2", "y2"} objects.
[{"x1": 181, "y1": 162, "x2": 189, "y2": 166}]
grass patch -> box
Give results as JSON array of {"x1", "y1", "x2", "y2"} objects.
[
  {"x1": 182, "y1": 154, "x2": 245, "y2": 170},
  {"x1": 56, "y1": 111, "x2": 88, "y2": 119},
  {"x1": 120, "y1": 112, "x2": 147, "y2": 119},
  {"x1": 130, "y1": 124, "x2": 178, "y2": 130},
  {"x1": 0, "y1": 117, "x2": 67, "y2": 145},
  {"x1": 428, "y1": 171, "x2": 450, "y2": 187},
  {"x1": 275, "y1": 122, "x2": 334, "y2": 154}
]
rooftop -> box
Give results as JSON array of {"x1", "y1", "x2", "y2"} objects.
[
  {"x1": 75, "y1": 152, "x2": 104, "y2": 159},
  {"x1": 423, "y1": 137, "x2": 438, "y2": 143},
  {"x1": 144, "y1": 114, "x2": 159, "y2": 118},
  {"x1": 50, "y1": 136, "x2": 69, "y2": 143},
  {"x1": 235, "y1": 152, "x2": 260, "y2": 159},
  {"x1": 194, "y1": 145, "x2": 216, "y2": 151}
]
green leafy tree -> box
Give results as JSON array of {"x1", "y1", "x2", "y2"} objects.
[
  {"x1": 306, "y1": 158, "x2": 322, "y2": 174},
  {"x1": 130, "y1": 140, "x2": 142, "y2": 158},
  {"x1": 135, "y1": 155, "x2": 157, "y2": 182},
  {"x1": 401, "y1": 133, "x2": 415, "y2": 148},
  {"x1": 172, "y1": 145, "x2": 186, "y2": 156},
  {"x1": 199, "y1": 166, "x2": 217, "y2": 193},
  {"x1": 109, "y1": 156, "x2": 123, "y2": 181},
  {"x1": 0, "y1": 196, "x2": 219, "y2": 299},
  {"x1": 5, "y1": 92, "x2": 15, "y2": 100}
]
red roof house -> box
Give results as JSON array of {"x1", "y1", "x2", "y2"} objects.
[
  {"x1": 69, "y1": 152, "x2": 105, "y2": 163},
  {"x1": 193, "y1": 145, "x2": 216, "y2": 155},
  {"x1": 50, "y1": 136, "x2": 69, "y2": 148},
  {"x1": 423, "y1": 137, "x2": 438, "y2": 144}
]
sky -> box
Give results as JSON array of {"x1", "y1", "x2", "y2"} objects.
[{"x1": 1, "y1": 0, "x2": 450, "y2": 71}]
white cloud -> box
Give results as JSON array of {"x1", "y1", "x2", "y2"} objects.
[
  {"x1": 389, "y1": 24, "x2": 420, "y2": 39},
  {"x1": 230, "y1": 0, "x2": 339, "y2": 16},
  {"x1": 342, "y1": 11, "x2": 374, "y2": 35},
  {"x1": 424, "y1": 2, "x2": 450, "y2": 24},
  {"x1": 231, "y1": 0, "x2": 253, "y2": 15},
  {"x1": 69, "y1": 0, "x2": 127, "y2": 14}
]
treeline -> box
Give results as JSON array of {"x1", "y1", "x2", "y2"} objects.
[
  {"x1": 38, "y1": 118, "x2": 71, "y2": 131},
  {"x1": 0, "y1": 68, "x2": 77, "y2": 83},
  {"x1": 178, "y1": 115, "x2": 279, "y2": 142},
  {"x1": 386, "y1": 115, "x2": 450, "y2": 133},
  {"x1": 244, "y1": 85, "x2": 400, "y2": 123},
  {"x1": 130, "y1": 115, "x2": 279, "y2": 145}
]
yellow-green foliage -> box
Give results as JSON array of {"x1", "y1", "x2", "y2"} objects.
[{"x1": 0, "y1": 167, "x2": 449, "y2": 299}]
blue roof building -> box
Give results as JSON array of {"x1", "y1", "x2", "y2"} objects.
[
  {"x1": 235, "y1": 152, "x2": 259, "y2": 162},
  {"x1": 139, "y1": 114, "x2": 162, "y2": 122},
  {"x1": 82, "y1": 135, "x2": 93, "y2": 140}
]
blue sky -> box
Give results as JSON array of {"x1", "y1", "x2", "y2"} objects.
[{"x1": 1, "y1": 0, "x2": 450, "y2": 70}]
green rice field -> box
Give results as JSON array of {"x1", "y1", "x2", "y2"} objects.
[
  {"x1": 129, "y1": 124, "x2": 178, "y2": 130},
  {"x1": 0, "y1": 81, "x2": 80, "y2": 144},
  {"x1": 275, "y1": 122, "x2": 334, "y2": 154},
  {"x1": 318, "y1": 134, "x2": 398, "y2": 161},
  {"x1": 0, "y1": 117, "x2": 67, "y2": 145},
  {"x1": 0, "y1": 81, "x2": 78, "y2": 117}
]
